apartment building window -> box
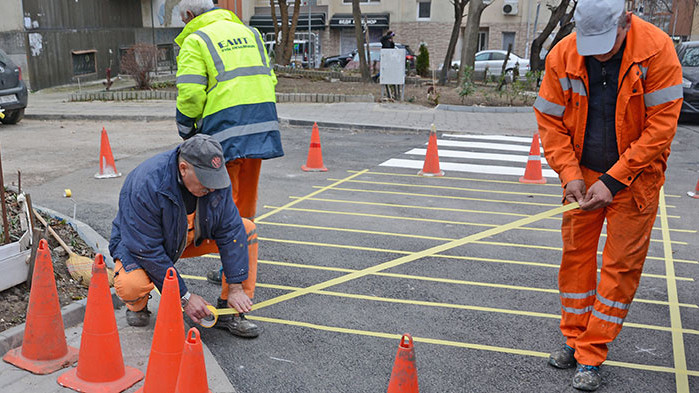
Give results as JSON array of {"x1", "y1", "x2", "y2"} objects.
[
  {"x1": 417, "y1": 1, "x2": 431, "y2": 20},
  {"x1": 502, "y1": 32, "x2": 516, "y2": 51},
  {"x1": 478, "y1": 29, "x2": 489, "y2": 51}
]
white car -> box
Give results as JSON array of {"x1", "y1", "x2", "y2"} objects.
[{"x1": 474, "y1": 50, "x2": 530, "y2": 78}]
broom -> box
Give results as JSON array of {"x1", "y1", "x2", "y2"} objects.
[{"x1": 33, "y1": 209, "x2": 114, "y2": 286}]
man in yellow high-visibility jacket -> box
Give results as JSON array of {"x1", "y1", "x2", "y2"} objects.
[{"x1": 175, "y1": 0, "x2": 284, "y2": 337}]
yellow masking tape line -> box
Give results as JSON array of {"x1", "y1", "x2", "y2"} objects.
[
  {"x1": 347, "y1": 169, "x2": 562, "y2": 187},
  {"x1": 251, "y1": 203, "x2": 580, "y2": 312},
  {"x1": 659, "y1": 188, "x2": 689, "y2": 392},
  {"x1": 255, "y1": 169, "x2": 368, "y2": 222}
]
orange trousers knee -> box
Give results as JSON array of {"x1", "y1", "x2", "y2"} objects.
[
  {"x1": 114, "y1": 218, "x2": 258, "y2": 311},
  {"x1": 558, "y1": 167, "x2": 658, "y2": 366},
  {"x1": 226, "y1": 158, "x2": 261, "y2": 221}
]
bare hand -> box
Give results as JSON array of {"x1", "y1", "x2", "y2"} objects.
[
  {"x1": 183, "y1": 293, "x2": 211, "y2": 324},
  {"x1": 564, "y1": 179, "x2": 586, "y2": 204},
  {"x1": 227, "y1": 283, "x2": 253, "y2": 313},
  {"x1": 580, "y1": 180, "x2": 613, "y2": 211}
]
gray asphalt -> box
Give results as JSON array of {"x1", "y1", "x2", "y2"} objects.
[{"x1": 8, "y1": 119, "x2": 699, "y2": 393}]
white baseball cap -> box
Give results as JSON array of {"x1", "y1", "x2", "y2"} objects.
[{"x1": 574, "y1": 0, "x2": 625, "y2": 56}]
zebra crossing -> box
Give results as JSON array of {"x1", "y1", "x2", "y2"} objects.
[{"x1": 379, "y1": 133, "x2": 559, "y2": 180}]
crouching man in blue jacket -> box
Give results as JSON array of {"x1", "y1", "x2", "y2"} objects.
[{"x1": 109, "y1": 134, "x2": 260, "y2": 337}]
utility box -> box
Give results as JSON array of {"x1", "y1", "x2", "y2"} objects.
[{"x1": 379, "y1": 48, "x2": 406, "y2": 85}]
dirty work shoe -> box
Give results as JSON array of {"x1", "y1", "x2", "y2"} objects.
[
  {"x1": 126, "y1": 306, "x2": 151, "y2": 327},
  {"x1": 206, "y1": 268, "x2": 222, "y2": 285},
  {"x1": 548, "y1": 344, "x2": 576, "y2": 369},
  {"x1": 573, "y1": 364, "x2": 601, "y2": 391},
  {"x1": 213, "y1": 298, "x2": 260, "y2": 338}
]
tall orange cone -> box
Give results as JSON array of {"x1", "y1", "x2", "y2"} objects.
[
  {"x1": 387, "y1": 334, "x2": 419, "y2": 393},
  {"x1": 174, "y1": 328, "x2": 212, "y2": 393},
  {"x1": 136, "y1": 267, "x2": 185, "y2": 393},
  {"x1": 95, "y1": 127, "x2": 122, "y2": 179},
  {"x1": 3, "y1": 239, "x2": 79, "y2": 374},
  {"x1": 418, "y1": 124, "x2": 444, "y2": 177},
  {"x1": 688, "y1": 178, "x2": 699, "y2": 199},
  {"x1": 302, "y1": 122, "x2": 328, "y2": 172},
  {"x1": 519, "y1": 132, "x2": 547, "y2": 184},
  {"x1": 57, "y1": 254, "x2": 143, "y2": 392}
]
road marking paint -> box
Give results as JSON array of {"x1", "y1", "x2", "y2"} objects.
[
  {"x1": 405, "y1": 148, "x2": 550, "y2": 166},
  {"x1": 659, "y1": 187, "x2": 689, "y2": 393},
  {"x1": 435, "y1": 139, "x2": 544, "y2": 153},
  {"x1": 379, "y1": 158, "x2": 560, "y2": 178},
  {"x1": 441, "y1": 134, "x2": 536, "y2": 144}
]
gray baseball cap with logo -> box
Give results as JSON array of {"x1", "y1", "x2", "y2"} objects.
[
  {"x1": 574, "y1": 0, "x2": 625, "y2": 56},
  {"x1": 179, "y1": 134, "x2": 230, "y2": 190}
]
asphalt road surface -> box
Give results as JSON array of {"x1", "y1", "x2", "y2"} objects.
[{"x1": 3, "y1": 118, "x2": 698, "y2": 392}]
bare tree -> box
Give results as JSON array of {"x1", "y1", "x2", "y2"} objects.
[
  {"x1": 438, "y1": 0, "x2": 470, "y2": 86},
  {"x1": 459, "y1": 0, "x2": 491, "y2": 81},
  {"x1": 270, "y1": 0, "x2": 302, "y2": 66},
  {"x1": 352, "y1": 0, "x2": 371, "y2": 82},
  {"x1": 549, "y1": 1, "x2": 577, "y2": 52},
  {"x1": 529, "y1": 0, "x2": 571, "y2": 72}
]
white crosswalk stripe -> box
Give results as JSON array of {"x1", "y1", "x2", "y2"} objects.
[{"x1": 380, "y1": 134, "x2": 558, "y2": 179}]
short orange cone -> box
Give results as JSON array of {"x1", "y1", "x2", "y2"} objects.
[
  {"x1": 3, "y1": 239, "x2": 79, "y2": 374},
  {"x1": 418, "y1": 125, "x2": 444, "y2": 177},
  {"x1": 688, "y1": 178, "x2": 699, "y2": 199},
  {"x1": 57, "y1": 254, "x2": 143, "y2": 392},
  {"x1": 519, "y1": 132, "x2": 547, "y2": 184},
  {"x1": 387, "y1": 334, "x2": 419, "y2": 393},
  {"x1": 95, "y1": 127, "x2": 122, "y2": 178},
  {"x1": 302, "y1": 122, "x2": 328, "y2": 172},
  {"x1": 174, "y1": 328, "x2": 212, "y2": 393},
  {"x1": 136, "y1": 267, "x2": 185, "y2": 393}
]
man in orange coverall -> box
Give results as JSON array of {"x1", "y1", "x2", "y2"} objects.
[{"x1": 533, "y1": 0, "x2": 682, "y2": 390}]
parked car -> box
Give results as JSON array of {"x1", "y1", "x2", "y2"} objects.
[
  {"x1": 0, "y1": 48, "x2": 27, "y2": 124},
  {"x1": 676, "y1": 40, "x2": 699, "y2": 118},
  {"x1": 474, "y1": 50, "x2": 530, "y2": 79},
  {"x1": 344, "y1": 42, "x2": 416, "y2": 71},
  {"x1": 322, "y1": 52, "x2": 354, "y2": 68}
]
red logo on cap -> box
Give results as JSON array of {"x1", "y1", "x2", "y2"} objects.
[{"x1": 211, "y1": 156, "x2": 222, "y2": 169}]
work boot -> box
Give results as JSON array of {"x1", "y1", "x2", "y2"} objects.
[
  {"x1": 548, "y1": 344, "x2": 576, "y2": 369},
  {"x1": 572, "y1": 364, "x2": 601, "y2": 391},
  {"x1": 213, "y1": 298, "x2": 260, "y2": 338},
  {"x1": 206, "y1": 268, "x2": 222, "y2": 285},
  {"x1": 126, "y1": 306, "x2": 151, "y2": 327}
]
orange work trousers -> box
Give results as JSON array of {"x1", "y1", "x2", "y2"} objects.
[
  {"x1": 114, "y1": 218, "x2": 258, "y2": 311},
  {"x1": 558, "y1": 166, "x2": 658, "y2": 366},
  {"x1": 226, "y1": 158, "x2": 262, "y2": 221}
]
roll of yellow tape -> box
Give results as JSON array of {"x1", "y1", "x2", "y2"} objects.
[
  {"x1": 64, "y1": 189, "x2": 72, "y2": 198},
  {"x1": 199, "y1": 305, "x2": 218, "y2": 328}
]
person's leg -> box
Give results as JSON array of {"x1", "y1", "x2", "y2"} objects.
[
  {"x1": 231, "y1": 158, "x2": 262, "y2": 221},
  {"x1": 113, "y1": 260, "x2": 155, "y2": 326},
  {"x1": 221, "y1": 218, "x2": 258, "y2": 300}
]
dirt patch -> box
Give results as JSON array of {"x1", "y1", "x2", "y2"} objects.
[{"x1": 0, "y1": 189, "x2": 93, "y2": 332}]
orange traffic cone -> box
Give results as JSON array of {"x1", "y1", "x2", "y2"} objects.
[
  {"x1": 136, "y1": 267, "x2": 185, "y2": 393},
  {"x1": 302, "y1": 122, "x2": 328, "y2": 172},
  {"x1": 418, "y1": 125, "x2": 444, "y2": 177},
  {"x1": 174, "y1": 328, "x2": 212, "y2": 393},
  {"x1": 519, "y1": 132, "x2": 546, "y2": 184},
  {"x1": 387, "y1": 334, "x2": 419, "y2": 393},
  {"x1": 3, "y1": 239, "x2": 79, "y2": 374},
  {"x1": 57, "y1": 254, "x2": 143, "y2": 392},
  {"x1": 688, "y1": 178, "x2": 699, "y2": 199},
  {"x1": 95, "y1": 127, "x2": 122, "y2": 179}
]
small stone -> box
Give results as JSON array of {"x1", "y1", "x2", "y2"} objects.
[{"x1": 54, "y1": 247, "x2": 68, "y2": 257}]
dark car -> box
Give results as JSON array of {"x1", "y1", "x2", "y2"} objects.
[
  {"x1": 676, "y1": 41, "x2": 699, "y2": 118},
  {"x1": 0, "y1": 49, "x2": 27, "y2": 124},
  {"x1": 322, "y1": 52, "x2": 354, "y2": 69}
]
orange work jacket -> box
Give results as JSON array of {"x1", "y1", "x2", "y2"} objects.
[{"x1": 534, "y1": 15, "x2": 683, "y2": 211}]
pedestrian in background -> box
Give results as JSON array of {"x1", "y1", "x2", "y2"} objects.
[
  {"x1": 175, "y1": 0, "x2": 283, "y2": 294},
  {"x1": 534, "y1": 0, "x2": 682, "y2": 390}
]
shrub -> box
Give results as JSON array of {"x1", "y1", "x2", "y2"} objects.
[
  {"x1": 416, "y1": 43, "x2": 430, "y2": 78},
  {"x1": 120, "y1": 43, "x2": 158, "y2": 90},
  {"x1": 459, "y1": 66, "x2": 476, "y2": 103}
]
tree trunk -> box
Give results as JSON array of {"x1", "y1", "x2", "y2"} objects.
[
  {"x1": 530, "y1": 0, "x2": 570, "y2": 72},
  {"x1": 277, "y1": 0, "x2": 290, "y2": 65},
  {"x1": 282, "y1": 0, "x2": 302, "y2": 66},
  {"x1": 438, "y1": 0, "x2": 469, "y2": 86},
  {"x1": 459, "y1": 0, "x2": 490, "y2": 82},
  {"x1": 549, "y1": 4, "x2": 577, "y2": 51},
  {"x1": 352, "y1": 0, "x2": 371, "y2": 82},
  {"x1": 270, "y1": 0, "x2": 280, "y2": 63}
]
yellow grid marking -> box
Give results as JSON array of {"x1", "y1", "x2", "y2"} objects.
[{"x1": 660, "y1": 187, "x2": 689, "y2": 392}]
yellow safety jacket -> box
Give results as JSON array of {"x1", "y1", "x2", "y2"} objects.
[{"x1": 175, "y1": 8, "x2": 283, "y2": 160}]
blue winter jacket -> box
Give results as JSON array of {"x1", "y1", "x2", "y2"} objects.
[{"x1": 109, "y1": 147, "x2": 248, "y2": 297}]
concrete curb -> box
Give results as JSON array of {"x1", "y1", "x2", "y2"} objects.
[
  {"x1": 436, "y1": 103, "x2": 533, "y2": 113},
  {"x1": 281, "y1": 118, "x2": 429, "y2": 134},
  {"x1": 24, "y1": 113, "x2": 172, "y2": 122}
]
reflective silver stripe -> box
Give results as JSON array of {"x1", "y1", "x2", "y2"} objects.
[
  {"x1": 527, "y1": 155, "x2": 541, "y2": 161},
  {"x1": 560, "y1": 290, "x2": 596, "y2": 299},
  {"x1": 246, "y1": 25, "x2": 268, "y2": 68},
  {"x1": 592, "y1": 309, "x2": 624, "y2": 325},
  {"x1": 212, "y1": 120, "x2": 280, "y2": 141},
  {"x1": 558, "y1": 77, "x2": 586, "y2": 96},
  {"x1": 644, "y1": 84, "x2": 683, "y2": 107},
  {"x1": 639, "y1": 65, "x2": 648, "y2": 80},
  {"x1": 217, "y1": 65, "x2": 272, "y2": 82},
  {"x1": 193, "y1": 30, "x2": 225, "y2": 75},
  {"x1": 559, "y1": 77, "x2": 571, "y2": 91},
  {"x1": 596, "y1": 294, "x2": 630, "y2": 310},
  {"x1": 534, "y1": 96, "x2": 565, "y2": 117},
  {"x1": 562, "y1": 305, "x2": 593, "y2": 314},
  {"x1": 177, "y1": 122, "x2": 193, "y2": 136},
  {"x1": 176, "y1": 74, "x2": 208, "y2": 85}
]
